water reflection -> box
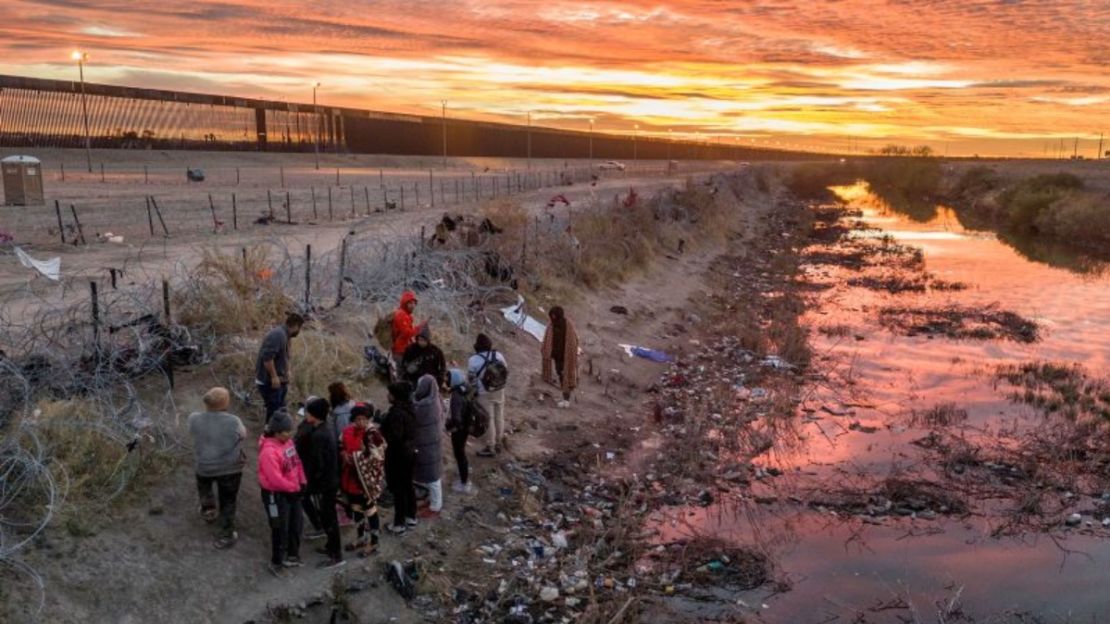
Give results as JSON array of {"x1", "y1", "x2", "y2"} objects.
[{"x1": 832, "y1": 181, "x2": 1110, "y2": 276}]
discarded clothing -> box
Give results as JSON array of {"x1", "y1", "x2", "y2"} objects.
[
  {"x1": 500, "y1": 296, "x2": 547, "y2": 343},
  {"x1": 619, "y1": 344, "x2": 674, "y2": 363},
  {"x1": 14, "y1": 246, "x2": 60, "y2": 281}
]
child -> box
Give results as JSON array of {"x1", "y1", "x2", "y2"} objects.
[
  {"x1": 340, "y1": 403, "x2": 386, "y2": 556},
  {"x1": 257, "y1": 409, "x2": 306, "y2": 579}
]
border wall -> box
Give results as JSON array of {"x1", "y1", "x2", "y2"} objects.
[{"x1": 0, "y1": 74, "x2": 810, "y2": 161}]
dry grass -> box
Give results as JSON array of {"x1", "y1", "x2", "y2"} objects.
[
  {"x1": 176, "y1": 246, "x2": 295, "y2": 337},
  {"x1": 24, "y1": 399, "x2": 174, "y2": 530}
]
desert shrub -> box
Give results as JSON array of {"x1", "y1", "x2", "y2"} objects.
[
  {"x1": 1031, "y1": 192, "x2": 1110, "y2": 248},
  {"x1": 863, "y1": 157, "x2": 942, "y2": 200},
  {"x1": 999, "y1": 173, "x2": 1084, "y2": 231},
  {"x1": 176, "y1": 246, "x2": 295, "y2": 337},
  {"x1": 951, "y1": 166, "x2": 1000, "y2": 199},
  {"x1": 786, "y1": 162, "x2": 856, "y2": 199}
]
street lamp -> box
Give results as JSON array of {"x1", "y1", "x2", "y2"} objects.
[
  {"x1": 633, "y1": 123, "x2": 639, "y2": 162},
  {"x1": 441, "y1": 100, "x2": 448, "y2": 169},
  {"x1": 588, "y1": 118, "x2": 594, "y2": 168},
  {"x1": 72, "y1": 50, "x2": 92, "y2": 173},
  {"x1": 312, "y1": 81, "x2": 321, "y2": 170}
]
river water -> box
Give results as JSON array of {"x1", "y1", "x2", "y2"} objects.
[{"x1": 650, "y1": 183, "x2": 1110, "y2": 622}]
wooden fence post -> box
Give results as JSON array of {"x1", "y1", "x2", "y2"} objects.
[
  {"x1": 364, "y1": 186, "x2": 371, "y2": 216},
  {"x1": 429, "y1": 170, "x2": 434, "y2": 207},
  {"x1": 267, "y1": 189, "x2": 274, "y2": 219},
  {"x1": 146, "y1": 197, "x2": 155, "y2": 236},
  {"x1": 90, "y1": 281, "x2": 100, "y2": 360},
  {"x1": 336, "y1": 236, "x2": 348, "y2": 307},
  {"x1": 69, "y1": 204, "x2": 86, "y2": 245},
  {"x1": 54, "y1": 200, "x2": 66, "y2": 244},
  {"x1": 208, "y1": 194, "x2": 219, "y2": 233},
  {"x1": 285, "y1": 191, "x2": 292, "y2": 224},
  {"x1": 311, "y1": 187, "x2": 318, "y2": 220},
  {"x1": 149, "y1": 196, "x2": 170, "y2": 236},
  {"x1": 280, "y1": 166, "x2": 285, "y2": 188},
  {"x1": 328, "y1": 186, "x2": 334, "y2": 221},
  {"x1": 232, "y1": 193, "x2": 238, "y2": 230},
  {"x1": 304, "y1": 244, "x2": 312, "y2": 307}
]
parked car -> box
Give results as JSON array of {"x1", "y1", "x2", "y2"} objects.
[{"x1": 598, "y1": 161, "x2": 626, "y2": 171}]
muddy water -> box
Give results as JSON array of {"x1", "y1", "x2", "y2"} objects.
[{"x1": 651, "y1": 184, "x2": 1110, "y2": 622}]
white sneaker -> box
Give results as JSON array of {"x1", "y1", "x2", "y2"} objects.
[
  {"x1": 557, "y1": 400, "x2": 571, "y2": 409},
  {"x1": 463, "y1": 482, "x2": 478, "y2": 495},
  {"x1": 452, "y1": 480, "x2": 467, "y2": 494}
]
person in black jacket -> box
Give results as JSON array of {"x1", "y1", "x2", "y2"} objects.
[
  {"x1": 295, "y1": 397, "x2": 344, "y2": 568},
  {"x1": 400, "y1": 324, "x2": 447, "y2": 388},
  {"x1": 382, "y1": 381, "x2": 418, "y2": 534}
]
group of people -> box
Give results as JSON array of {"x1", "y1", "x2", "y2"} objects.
[{"x1": 187, "y1": 292, "x2": 580, "y2": 577}]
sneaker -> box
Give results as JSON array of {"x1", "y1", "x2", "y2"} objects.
[
  {"x1": 386, "y1": 524, "x2": 407, "y2": 536},
  {"x1": 463, "y1": 482, "x2": 478, "y2": 495},
  {"x1": 283, "y1": 556, "x2": 304, "y2": 568},
  {"x1": 317, "y1": 557, "x2": 347, "y2": 570},
  {"x1": 452, "y1": 480, "x2": 467, "y2": 494},
  {"x1": 556, "y1": 400, "x2": 570, "y2": 409},
  {"x1": 476, "y1": 448, "x2": 496, "y2": 458},
  {"x1": 267, "y1": 562, "x2": 290, "y2": 579},
  {"x1": 417, "y1": 508, "x2": 440, "y2": 519},
  {"x1": 405, "y1": 517, "x2": 418, "y2": 527},
  {"x1": 304, "y1": 529, "x2": 326, "y2": 540},
  {"x1": 213, "y1": 533, "x2": 237, "y2": 550}
]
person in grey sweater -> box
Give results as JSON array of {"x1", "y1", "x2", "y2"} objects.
[{"x1": 187, "y1": 387, "x2": 246, "y2": 549}]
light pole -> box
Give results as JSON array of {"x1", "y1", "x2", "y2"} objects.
[
  {"x1": 633, "y1": 123, "x2": 639, "y2": 163},
  {"x1": 312, "y1": 81, "x2": 321, "y2": 170},
  {"x1": 72, "y1": 50, "x2": 92, "y2": 173},
  {"x1": 526, "y1": 111, "x2": 532, "y2": 170},
  {"x1": 588, "y1": 118, "x2": 594, "y2": 169},
  {"x1": 441, "y1": 100, "x2": 448, "y2": 169}
]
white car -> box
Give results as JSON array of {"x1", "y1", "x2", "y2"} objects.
[{"x1": 598, "y1": 161, "x2": 626, "y2": 171}]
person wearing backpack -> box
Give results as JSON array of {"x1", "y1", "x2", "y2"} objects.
[
  {"x1": 445, "y1": 369, "x2": 477, "y2": 494},
  {"x1": 542, "y1": 306, "x2": 578, "y2": 408},
  {"x1": 468, "y1": 333, "x2": 509, "y2": 457}
]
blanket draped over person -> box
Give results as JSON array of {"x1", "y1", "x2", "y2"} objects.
[
  {"x1": 542, "y1": 307, "x2": 578, "y2": 394},
  {"x1": 411, "y1": 375, "x2": 444, "y2": 484}
]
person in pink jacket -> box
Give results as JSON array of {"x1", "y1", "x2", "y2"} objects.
[{"x1": 258, "y1": 409, "x2": 306, "y2": 578}]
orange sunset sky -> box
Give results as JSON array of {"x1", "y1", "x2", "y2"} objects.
[{"x1": 1, "y1": 0, "x2": 1108, "y2": 157}]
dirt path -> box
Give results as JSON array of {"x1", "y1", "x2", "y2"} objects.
[{"x1": 3, "y1": 168, "x2": 775, "y2": 623}]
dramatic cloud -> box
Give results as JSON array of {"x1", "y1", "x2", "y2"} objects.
[{"x1": 0, "y1": 0, "x2": 1107, "y2": 155}]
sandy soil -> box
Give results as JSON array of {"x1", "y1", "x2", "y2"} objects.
[{"x1": 0, "y1": 156, "x2": 764, "y2": 623}]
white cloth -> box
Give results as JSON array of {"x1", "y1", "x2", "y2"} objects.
[
  {"x1": 416, "y1": 479, "x2": 443, "y2": 512},
  {"x1": 14, "y1": 246, "x2": 60, "y2": 281},
  {"x1": 500, "y1": 296, "x2": 547, "y2": 342}
]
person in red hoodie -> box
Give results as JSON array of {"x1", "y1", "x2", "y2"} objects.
[
  {"x1": 391, "y1": 291, "x2": 421, "y2": 359},
  {"x1": 258, "y1": 409, "x2": 306, "y2": 579},
  {"x1": 339, "y1": 403, "x2": 386, "y2": 557}
]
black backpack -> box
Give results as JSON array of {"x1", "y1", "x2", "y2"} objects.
[
  {"x1": 477, "y1": 351, "x2": 509, "y2": 392},
  {"x1": 464, "y1": 388, "x2": 489, "y2": 439}
]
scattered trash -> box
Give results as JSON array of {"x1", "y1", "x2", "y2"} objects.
[
  {"x1": 186, "y1": 168, "x2": 206, "y2": 182},
  {"x1": 539, "y1": 587, "x2": 559, "y2": 602},
  {"x1": 501, "y1": 295, "x2": 547, "y2": 342},
  {"x1": 14, "y1": 246, "x2": 60, "y2": 281},
  {"x1": 386, "y1": 560, "x2": 418, "y2": 601},
  {"x1": 619, "y1": 344, "x2": 674, "y2": 363},
  {"x1": 1065, "y1": 513, "x2": 1082, "y2": 527},
  {"x1": 761, "y1": 355, "x2": 794, "y2": 370},
  {"x1": 609, "y1": 305, "x2": 629, "y2": 315}
]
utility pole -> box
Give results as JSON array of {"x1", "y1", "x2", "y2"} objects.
[
  {"x1": 667, "y1": 128, "x2": 672, "y2": 161},
  {"x1": 312, "y1": 82, "x2": 321, "y2": 170},
  {"x1": 633, "y1": 123, "x2": 639, "y2": 162},
  {"x1": 588, "y1": 118, "x2": 594, "y2": 169},
  {"x1": 526, "y1": 111, "x2": 532, "y2": 171},
  {"x1": 441, "y1": 100, "x2": 448, "y2": 169},
  {"x1": 1098, "y1": 133, "x2": 1104, "y2": 160},
  {"x1": 1073, "y1": 137, "x2": 1079, "y2": 159},
  {"x1": 72, "y1": 51, "x2": 92, "y2": 173}
]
